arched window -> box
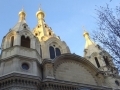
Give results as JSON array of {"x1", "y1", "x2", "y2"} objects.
[
  {"x1": 103, "y1": 56, "x2": 109, "y2": 66},
  {"x1": 49, "y1": 46, "x2": 61, "y2": 59},
  {"x1": 10, "y1": 36, "x2": 14, "y2": 47},
  {"x1": 95, "y1": 57, "x2": 100, "y2": 68},
  {"x1": 49, "y1": 46, "x2": 55, "y2": 59},
  {"x1": 56, "y1": 48, "x2": 61, "y2": 56},
  {"x1": 21, "y1": 36, "x2": 30, "y2": 48}
]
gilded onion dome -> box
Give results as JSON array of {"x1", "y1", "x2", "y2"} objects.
[
  {"x1": 36, "y1": 8, "x2": 45, "y2": 19},
  {"x1": 19, "y1": 9, "x2": 26, "y2": 22}
]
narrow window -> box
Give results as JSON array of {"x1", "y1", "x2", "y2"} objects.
[
  {"x1": 10, "y1": 36, "x2": 14, "y2": 47},
  {"x1": 55, "y1": 48, "x2": 61, "y2": 56},
  {"x1": 103, "y1": 56, "x2": 109, "y2": 66},
  {"x1": 49, "y1": 32, "x2": 51, "y2": 36},
  {"x1": 49, "y1": 46, "x2": 55, "y2": 59},
  {"x1": 95, "y1": 57, "x2": 100, "y2": 68},
  {"x1": 21, "y1": 36, "x2": 30, "y2": 48},
  {"x1": 115, "y1": 80, "x2": 119, "y2": 86}
]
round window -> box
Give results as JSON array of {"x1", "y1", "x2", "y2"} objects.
[
  {"x1": 22, "y1": 63, "x2": 29, "y2": 70},
  {"x1": 115, "y1": 80, "x2": 119, "y2": 86}
]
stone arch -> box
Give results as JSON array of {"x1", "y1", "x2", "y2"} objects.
[
  {"x1": 40, "y1": 37, "x2": 70, "y2": 59},
  {"x1": 18, "y1": 30, "x2": 40, "y2": 49},
  {"x1": 53, "y1": 53, "x2": 104, "y2": 86},
  {"x1": 49, "y1": 42, "x2": 62, "y2": 59},
  {"x1": 54, "y1": 61, "x2": 97, "y2": 85},
  {"x1": 18, "y1": 30, "x2": 34, "y2": 39},
  {"x1": 41, "y1": 37, "x2": 70, "y2": 59},
  {"x1": 46, "y1": 37, "x2": 70, "y2": 54}
]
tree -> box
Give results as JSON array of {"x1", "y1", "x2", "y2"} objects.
[{"x1": 92, "y1": 4, "x2": 120, "y2": 70}]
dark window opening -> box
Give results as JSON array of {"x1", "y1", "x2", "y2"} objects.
[
  {"x1": 56, "y1": 48, "x2": 61, "y2": 56},
  {"x1": 35, "y1": 33, "x2": 38, "y2": 36},
  {"x1": 103, "y1": 56, "x2": 109, "y2": 66},
  {"x1": 45, "y1": 24, "x2": 47, "y2": 27},
  {"x1": 10, "y1": 36, "x2": 14, "y2": 47},
  {"x1": 49, "y1": 32, "x2": 51, "y2": 36},
  {"x1": 115, "y1": 80, "x2": 119, "y2": 86},
  {"x1": 24, "y1": 26, "x2": 26, "y2": 28},
  {"x1": 95, "y1": 57, "x2": 100, "y2": 68},
  {"x1": 49, "y1": 46, "x2": 55, "y2": 59},
  {"x1": 21, "y1": 36, "x2": 30, "y2": 48}
]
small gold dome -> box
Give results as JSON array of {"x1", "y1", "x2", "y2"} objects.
[
  {"x1": 83, "y1": 31, "x2": 89, "y2": 37},
  {"x1": 19, "y1": 9, "x2": 26, "y2": 16},
  {"x1": 18, "y1": 9, "x2": 26, "y2": 22},
  {"x1": 36, "y1": 8, "x2": 45, "y2": 18},
  {"x1": 82, "y1": 26, "x2": 89, "y2": 37}
]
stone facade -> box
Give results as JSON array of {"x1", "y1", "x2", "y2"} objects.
[{"x1": 0, "y1": 9, "x2": 120, "y2": 90}]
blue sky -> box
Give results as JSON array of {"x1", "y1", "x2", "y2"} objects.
[{"x1": 0, "y1": 0, "x2": 119, "y2": 56}]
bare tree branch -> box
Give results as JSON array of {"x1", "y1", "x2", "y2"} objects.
[{"x1": 92, "y1": 4, "x2": 120, "y2": 70}]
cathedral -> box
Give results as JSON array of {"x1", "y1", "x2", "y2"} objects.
[{"x1": 0, "y1": 8, "x2": 120, "y2": 90}]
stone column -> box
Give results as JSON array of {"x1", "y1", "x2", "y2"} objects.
[
  {"x1": 31, "y1": 38, "x2": 35, "y2": 49},
  {"x1": 14, "y1": 33, "x2": 20, "y2": 46}
]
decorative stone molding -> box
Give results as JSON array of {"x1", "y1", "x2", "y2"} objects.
[
  {"x1": 1, "y1": 46, "x2": 42, "y2": 63},
  {"x1": 0, "y1": 74, "x2": 41, "y2": 90},
  {"x1": 18, "y1": 30, "x2": 34, "y2": 39},
  {"x1": 42, "y1": 79, "x2": 112, "y2": 90}
]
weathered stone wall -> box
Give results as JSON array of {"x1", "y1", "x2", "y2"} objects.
[{"x1": 54, "y1": 60, "x2": 97, "y2": 85}]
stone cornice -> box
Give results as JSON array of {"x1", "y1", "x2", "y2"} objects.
[
  {"x1": 0, "y1": 73, "x2": 42, "y2": 81},
  {"x1": 0, "y1": 73, "x2": 41, "y2": 90},
  {"x1": 0, "y1": 54, "x2": 42, "y2": 67},
  {"x1": 1, "y1": 45, "x2": 41, "y2": 59},
  {"x1": 42, "y1": 78, "x2": 112, "y2": 90}
]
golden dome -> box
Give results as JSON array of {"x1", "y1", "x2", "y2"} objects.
[
  {"x1": 82, "y1": 26, "x2": 89, "y2": 37},
  {"x1": 18, "y1": 9, "x2": 26, "y2": 22},
  {"x1": 36, "y1": 8, "x2": 45, "y2": 18},
  {"x1": 83, "y1": 31, "x2": 89, "y2": 37},
  {"x1": 19, "y1": 9, "x2": 26, "y2": 16}
]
